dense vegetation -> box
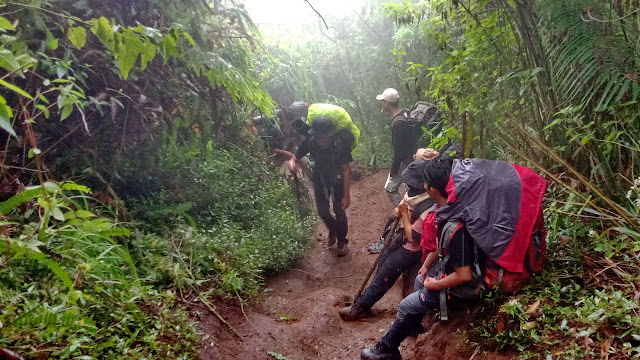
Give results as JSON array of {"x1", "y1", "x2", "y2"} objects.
[
  {"x1": 1, "y1": 0, "x2": 640, "y2": 359},
  {"x1": 0, "y1": 0, "x2": 311, "y2": 358}
]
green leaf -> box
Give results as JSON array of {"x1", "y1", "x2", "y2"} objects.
[
  {"x1": 74, "y1": 210, "x2": 95, "y2": 218},
  {"x1": 141, "y1": 42, "x2": 156, "y2": 70},
  {"x1": 51, "y1": 206, "x2": 65, "y2": 221},
  {"x1": 60, "y1": 103, "x2": 73, "y2": 120},
  {"x1": 91, "y1": 17, "x2": 115, "y2": 51},
  {"x1": 0, "y1": 48, "x2": 20, "y2": 72},
  {"x1": 27, "y1": 148, "x2": 41, "y2": 158},
  {"x1": 183, "y1": 32, "x2": 196, "y2": 46},
  {"x1": 67, "y1": 26, "x2": 87, "y2": 49},
  {"x1": 612, "y1": 227, "x2": 640, "y2": 239},
  {"x1": 46, "y1": 30, "x2": 58, "y2": 50},
  {"x1": 0, "y1": 95, "x2": 15, "y2": 137},
  {"x1": 117, "y1": 28, "x2": 143, "y2": 79},
  {"x1": 0, "y1": 109, "x2": 15, "y2": 137},
  {"x1": 0, "y1": 79, "x2": 32, "y2": 99},
  {"x1": 0, "y1": 16, "x2": 15, "y2": 31},
  {"x1": 36, "y1": 104, "x2": 50, "y2": 119},
  {"x1": 162, "y1": 33, "x2": 178, "y2": 58}
]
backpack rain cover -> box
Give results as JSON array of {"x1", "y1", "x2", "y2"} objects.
[{"x1": 435, "y1": 159, "x2": 547, "y2": 273}]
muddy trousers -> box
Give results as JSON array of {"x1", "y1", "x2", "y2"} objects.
[
  {"x1": 381, "y1": 275, "x2": 443, "y2": 349},
  {"x1": 313, "y1": 180, "x2": 348, "y2": 244},
  {"x1": 355, "y1": 246, "x2": 422, "y2": 310}
]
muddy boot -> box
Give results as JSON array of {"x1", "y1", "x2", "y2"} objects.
[
  {"x1": 339, "y1": 303, "x2": 367, "y2": 321},
  {"x1": 327, "y1": 232, "x2": 337, "y2": 247},
  {"x1": 360, "y1": 342, "x2": 401, "y2": 360},
  {"x1": 336, "y1": 242, "x2": 348, "y2": 257}
]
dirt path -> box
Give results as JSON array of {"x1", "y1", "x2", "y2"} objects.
[{"x1": 197, "y1": 171, "x2": 505, "y2": 360}]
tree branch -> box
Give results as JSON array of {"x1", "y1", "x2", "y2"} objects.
[{"x1": 304, "y1": 0, "x2": 329, "y2": 30}]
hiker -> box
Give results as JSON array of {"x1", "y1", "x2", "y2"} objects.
[
  {"x1": 378, "y1": 88, "x2": 419, "y2": 207},
  {"x1": 360, "y1": 156, "x2": 487, "y2": 360},
  {"x1": 339, "y1": 158, "x2": 436, "y2": 321},
  {"x1": 287, "y1": 116, "x2": 355, "y2": 257},
  {"x1": 368, "y1": 88, "x2": 419, "y2": 254}
]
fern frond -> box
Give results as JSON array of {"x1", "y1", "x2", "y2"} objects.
[
  {"x1": 0, "y1": 188, "x2": 45, "y2": 215},
  {"x1": 61, "y1": 182, "x2": 92, "y2": 194}
]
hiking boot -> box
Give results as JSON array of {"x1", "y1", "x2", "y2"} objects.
[
  {"x1": 339, "y1": 303, "x2": 368, "y2": 321},
  {"x1": 367, "y1": 237, "x2": 385, "y2": 253},
  {"x1": 360, "y1": 342, "x2": 401, "y2": 360},
  {"x1": 336, "y1": 242, "x2": 348, "y2": 257},
  {"x1": 327, "y1": 232, "x2": 337, "y2": 247}
]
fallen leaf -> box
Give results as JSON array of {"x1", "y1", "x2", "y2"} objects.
[
  {"x1": 601, "y1": 339, "x2": 612, "y2": 360},
  {"x1": 526, "y1": 300, "x2": 541, "y2": 314},
  {"x1": 522, "y1": 321, "x2": 537, "y2": 330},
  {"x1": 496, "y1": 316, "x2": 505, "y2": 334}
]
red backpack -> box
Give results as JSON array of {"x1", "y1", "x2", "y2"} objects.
[{"x1": 484, "y1": 210, "x2": 546, "y2": 293}]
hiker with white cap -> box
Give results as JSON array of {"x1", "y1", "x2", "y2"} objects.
[{"x1": 368, "y1": 88, "x2": 420, "y2": 253}]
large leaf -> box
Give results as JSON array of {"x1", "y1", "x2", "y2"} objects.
[
  {"x1": 0, "y1": 47, "x2": 20, "y2": 72},
  {"x1": 0, "y1": 95, "x2": 15, "y2": 137},
  {"x1": 0, "y1": 16, "x2": 15, "y2": 31},
  {"x1": 67, "y1": 26, "x2": 87, "y2": 49},
  {"x1": 0, "y1": 79, "x2": 33, "y2": 99},
  {"x1": 141, "y1": 42, "x2": 156, "y2": 70},
  {"x1": 118, "y1": 28, "x2": 143, "y2": 79},
  {"x1": 91, "y1": 17, "x2": 115, "y2": 51}
]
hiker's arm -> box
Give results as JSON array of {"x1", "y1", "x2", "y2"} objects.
[
  {"x1": 418, "y1": 250, "x2": 438, "y2": 278},
  {"x1": 390, "y1": 121, "x2": 405, "y2": 176},
  {"x1": 423, "y1": 265, "x2": 472, "y2": 290},
  {"x1": 397, "y1": 200, "x2": 412, "y2": 241},
  {"x1": 288, "y1": 140, "x2": 309, "y2": 172},
  {"x1": 342, "y1": 163, "x2": 351, "y2": 209},
  {"x1": 273, "y1": 148, "x2": 295, "y2": 159},
  {"x1": 390, "y1": 120, "x2": 412, "y2": 176}
]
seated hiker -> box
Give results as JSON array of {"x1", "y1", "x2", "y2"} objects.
[
  {"x1": 340, "y1": 160, "x2": 435, "y2": 321},
  {"x1": 360, "y1": 156, "x2": 487, "y2": 360},
  {"x1": 288, "y1": 116, "x2": 354, "y2": 257},
  {"x1": 368, "y1": 148, "x2": 439, "y2": 253}
]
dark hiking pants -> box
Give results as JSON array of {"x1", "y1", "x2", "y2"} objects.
[
  {"x1": 381, "y1": 274, "x2": 441, "y2": 349},
  {"x1": 313, "y1": 180, "x2": 348, "y2": 244},
  {"x1": 355, "y1": 246, "x2": 422, "y2": 310}
]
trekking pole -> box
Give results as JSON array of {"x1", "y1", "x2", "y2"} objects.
[{"x1": 353, "y1": 217, "x2": 401, "y2": 301}]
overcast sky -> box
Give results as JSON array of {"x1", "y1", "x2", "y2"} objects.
[{"x1": 242, "y1": 0, "x2": 369, "y2": 25}]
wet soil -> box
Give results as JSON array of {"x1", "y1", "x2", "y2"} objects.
[{"x1": 196, "y1": 170, "x2": 516, "y2": 360}]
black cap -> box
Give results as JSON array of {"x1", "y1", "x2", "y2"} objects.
[
  {"x1": 308, "y1": 116, "x2": 336, "y2": 137},
  {"x1": 402, "y1": 160, "x2": 427, "y2": 190},
  {"x1": 286, "y1": 101, "x2": 309, "y2": 121}
]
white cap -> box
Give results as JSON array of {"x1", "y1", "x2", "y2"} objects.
[{"x1": 376, "y1": 88, "x2": 400, "y2": 102}]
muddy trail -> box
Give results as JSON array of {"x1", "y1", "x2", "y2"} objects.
[{"x1": 196, "y1": 171, "x2": 509, "y2": 360}]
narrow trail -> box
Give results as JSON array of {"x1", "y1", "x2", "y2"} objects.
[{"x1": 197, "y1": 171, "x2": 505, "y2": 360}]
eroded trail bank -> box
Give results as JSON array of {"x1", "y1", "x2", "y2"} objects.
[{"x1": 198, "y1": 171, "x2": 505, "y2": 360}]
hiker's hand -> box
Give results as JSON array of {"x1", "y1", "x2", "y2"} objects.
[
  {"x1": 342, "y1": 195, "x2": 351, "y2": 210},
  {"x1": 418, "y1": 262, "x2": 429, "y2": 279},
  {"x1": 424, "y1": 277, "x2": 441, "y2": 290},
  {"x1": 287, "y1": 158, "x2": 298, "y2": 173},
  {"x1": 397, "y1": 199, "x2": 409, "y2": 214}
]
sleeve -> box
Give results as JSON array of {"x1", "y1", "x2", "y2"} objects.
[
  {"x1": 295, "y1": 139, "x2": 310, "y2": 159},
  {"x1": 340, "y1": 143, "x2": 353, "y2": 165},
  {"x1": 390, "y1": 120, "x2": 412, "y2": 174},
  {"x1": 447, "y1": 228, "x2": 474, "y2": 270}
]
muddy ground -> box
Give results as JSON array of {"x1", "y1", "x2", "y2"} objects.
[{"x1": 196, "y1": 170, "x2": 515, "y2": 360}]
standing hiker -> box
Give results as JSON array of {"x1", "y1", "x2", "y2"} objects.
[
  {"x1": 340, "y1": 159, "x2": 435, "y2": 321},
  {"x1": 360, "y1": 156, "x2": 487, "y2": 360},
  {"x1": 287, "y1": 116, "x2": 355, "y2": 257},
  {"x1": 368, "y1": 88, "x2": 420, "y2": 254}
]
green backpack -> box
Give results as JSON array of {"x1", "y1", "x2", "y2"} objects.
[{"x1": 307, "y1": 103, "x2": 360, "y2": 152}]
